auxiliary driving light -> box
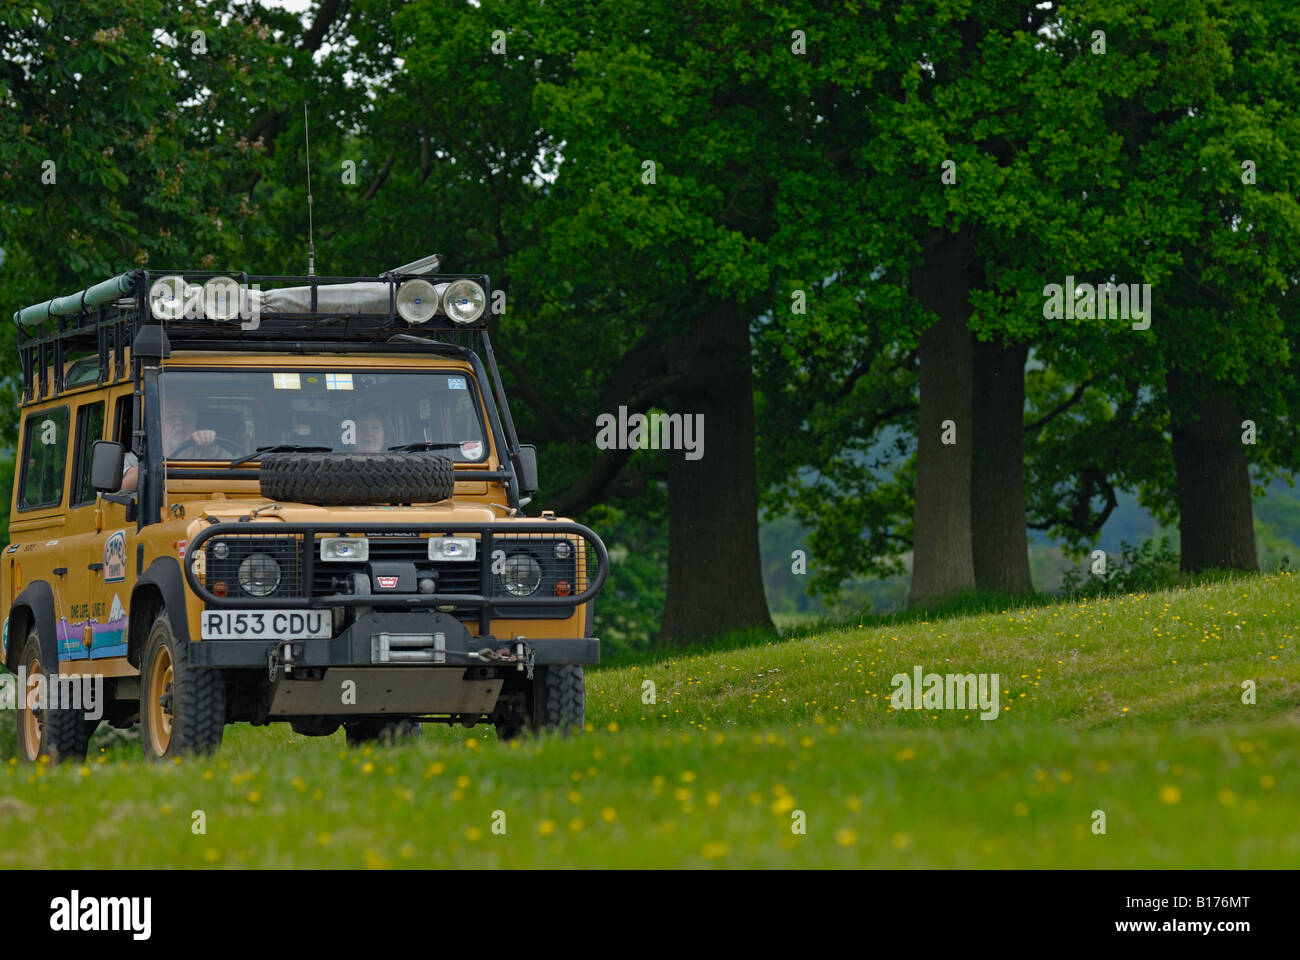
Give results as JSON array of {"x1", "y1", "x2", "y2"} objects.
[
  {"x1": 428, "y1": 537, "x2": 476, "y2": 561},
  {"x1": 149, "y1": 275, "x2": 191, "y2": 320},
  {"x1": 442, "y1": 279, "x2": 486, "y2": 324},
  {"x1": 320, "y1": 537, "x2": 370, "y2": 562},
  {"x1": 396, "y1": 279, "x2": 439, "y2": 324},
  {"x1": 203, "y1": 276, "x2": 242, "y2": 321}
]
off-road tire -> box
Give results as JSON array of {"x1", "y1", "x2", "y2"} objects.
[
  {"x1": 528, "y1": 664, "x2": 586, "y2": 735},
  {"x1": 17, "y1": 630, "x2": 92, "y2": 763},
  {"x1": 343, "y1": 718, "x2": 422, "y2": 746},
  {"x1": 290, "y1": 716, "x2": 342, "y2": 738},
  {"x1": 140, "y1": 612, "x2": 225, "y2": 758},
  {"x1": 259, "y1": 452, "x2": 456, "y2": 505},
  {"x1": 491, "y1": 691, "x2": 529, "y2": 742}
]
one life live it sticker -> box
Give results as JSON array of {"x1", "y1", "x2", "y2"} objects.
[{"x1": 460, "y1": 440, "x2": 483, "y2": 459}]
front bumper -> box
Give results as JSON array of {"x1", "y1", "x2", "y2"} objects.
[{"x1": 188, "y1": 610, "x2": 599, "y2": 669}]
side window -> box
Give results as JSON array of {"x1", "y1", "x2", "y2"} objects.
[
  {"x1": 70, "y1": 401, "x2": 107, "y2": 507},
  {"x1": 113, "y1": 395, "x2": 133, "y2": 448},
  {"x1": 18, "y1": 407, "x2": 71, "y2": 510}
]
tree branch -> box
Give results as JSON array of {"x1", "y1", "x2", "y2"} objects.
[
  {"x1": 495, "y1": 344, "x2": 574, "y2": 444},
  {"x1": 1025, "y1": 378, "x2": 1093, "y2": 433},
  {"x1": 359, "y1": 154, "x2": 395, "y2": 202},
  {"x1": 229, "y1": 0, "x2": 345, "y2": 194},
  {"x1": 544, "y1": 446, "x2": 635, "y2": 517}
]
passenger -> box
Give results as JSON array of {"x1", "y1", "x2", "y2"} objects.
[
  {"x1": 353, "y1": 411, "x2": 386, "y2": 453},
  {"x1": 121, "y1": 396, "x2": 221, "y2": 491}
]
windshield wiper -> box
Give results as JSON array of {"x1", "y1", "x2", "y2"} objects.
[
  {"x1": 386, "y1": 441, "x2": 463, "y2": 452},
  {"x1": 229, "y1": 444, "x2": 331, "y2": 468}
]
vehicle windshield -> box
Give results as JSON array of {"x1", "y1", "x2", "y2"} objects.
[{"x1": 158, "y1": 368, "x2": 490, "y2": 463}]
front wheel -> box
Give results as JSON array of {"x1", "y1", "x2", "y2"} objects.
[
  {"x1": 529, "y1": 665, "x2": 586, "y2": 736},
  {"x1": 140, "y1": 612, "x2": 225, "y2": 758}
]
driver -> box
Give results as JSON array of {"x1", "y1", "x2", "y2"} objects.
[{"x1": 121, "y1": 396, "x2": 221, "y2": 491}]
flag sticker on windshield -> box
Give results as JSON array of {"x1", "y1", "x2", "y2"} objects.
[
  {"x1": 272, "y1": 372, "x2": 301, "y2": 390},
  {"x1": 326, "y1": 373, "x2": 353, "y2": 390},
  {"x1": 460, "y1": 440, "x2": 483, "y2": 459},
  {"x1": 447, "y1": 377, "x2": 467, "y2": 390}
]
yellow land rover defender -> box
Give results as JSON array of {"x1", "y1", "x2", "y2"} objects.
[{"x1": 4, "y1": 260, "x2": 605, "y2": 760}]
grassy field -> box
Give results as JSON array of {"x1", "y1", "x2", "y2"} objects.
[{"x1": 2, "y1": 571, "x2": 1297, "y2": 867}]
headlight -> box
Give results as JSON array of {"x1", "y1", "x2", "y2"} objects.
[
  {"x1": 442, "y1": 280, "x2": 486, "y2": 324},
  {"x1": 238, "y1": 553, "x2": 282, "y2": 596},
  {"x1": 429, "y1": 536, "x2": 476, "y2": 561},
  {"x1": 320, "y1": 537, "x2": 369, "y2": 562},
  {"x1": 553, "y1": 540, "x2": 572, "y2": 560},
  {"x1": 211, "y1": 542, "x2": 230, "y2": 560},
  {"x1": 502, "y1": 553, "x2": 542, "y2": 597}
]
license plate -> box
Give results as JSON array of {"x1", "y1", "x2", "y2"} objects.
[{"x1": 200, "y1": 610, "x2": 331, "y2": 640}]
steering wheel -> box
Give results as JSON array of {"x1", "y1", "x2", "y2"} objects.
[{"x1": 169, "y1": 435, "x2": 245, "y2": 459}]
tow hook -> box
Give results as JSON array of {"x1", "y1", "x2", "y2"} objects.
[
  {"x1": 268, "y1": 641, "x2": 296, "y2": 682},
  {"x1": 467, "y1": 640, "x2": 535, "y2": 679}
]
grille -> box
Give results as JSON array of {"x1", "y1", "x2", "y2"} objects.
[
  {"x1": 193, "y1": 528, "x2": 605, "y2": 616},
  {"x1": 311, "y1": 537, "x2": 481, "y2": 616}
]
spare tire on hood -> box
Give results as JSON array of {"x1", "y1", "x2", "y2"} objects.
[{"x1": 258, "y1": 451, "x2": 456, "y2": 505}]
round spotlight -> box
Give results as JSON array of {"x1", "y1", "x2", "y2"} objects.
[
  {"x1": 442, "y1": 280, "x2": 486, "y2": 325},
  {"x1": 396, "y1": 279, "x2": 439, "y2": 324},
  {"x1": 149, "y1": 276, "x2": 190, "y2": 320},
  {"x1": 203, "y1": 276, "x2": 241, "y2": 321}
]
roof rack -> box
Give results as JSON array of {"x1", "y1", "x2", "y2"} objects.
[{"x1": 12, "y1": 266, "x2": 493, "y2": 404}]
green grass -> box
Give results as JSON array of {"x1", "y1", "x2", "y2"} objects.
[{"x1": 2, "y1": 571, "x2": 1297, "y2": 867}]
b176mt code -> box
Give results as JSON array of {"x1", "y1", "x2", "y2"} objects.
[{"x1": 1127, "y1": 897, "x2": 1250, "y2": 911}]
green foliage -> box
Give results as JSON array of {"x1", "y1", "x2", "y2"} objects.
[
  {"x1": 580, "y1": 492, "x2": 669, "y2": 658},
  {"x1": 3, "y1": 0, "x2": 1299, "y2": 626},
  {"x1": 1060, "y1": 536, "x2": 1182, "y2": 597}
]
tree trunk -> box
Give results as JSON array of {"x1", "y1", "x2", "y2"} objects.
[
  {"x1": 971, "y1": 338, "x2": 1034, "y2": 595},
  {"x1": 659, "y1": 301, "x2": 773, "y2": 646},
  {"x1": 1167, "y1": 369, "x2": 1258, "y2": 572},
  {"x1": 908, "y1": 234, "x2": 977, "y2": 606}
]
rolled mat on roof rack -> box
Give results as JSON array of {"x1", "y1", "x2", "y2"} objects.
[
  {"x1": 247, "y1": 280, "x2": 451, "y2": 316},
  {"x1": 13, "y1": 271, "x2": 137, "y2": 326}
]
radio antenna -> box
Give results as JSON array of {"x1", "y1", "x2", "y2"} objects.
[{"x1": 304, "y1": 102, "x2": 315, "y2": 277}]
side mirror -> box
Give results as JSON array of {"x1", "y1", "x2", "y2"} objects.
[
  {"x1": 90, "y1": 440, "x2": 126, "y2": 493},
  {"x1": 517, "y1": 444, "x2": 538, "y2": 498}
]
